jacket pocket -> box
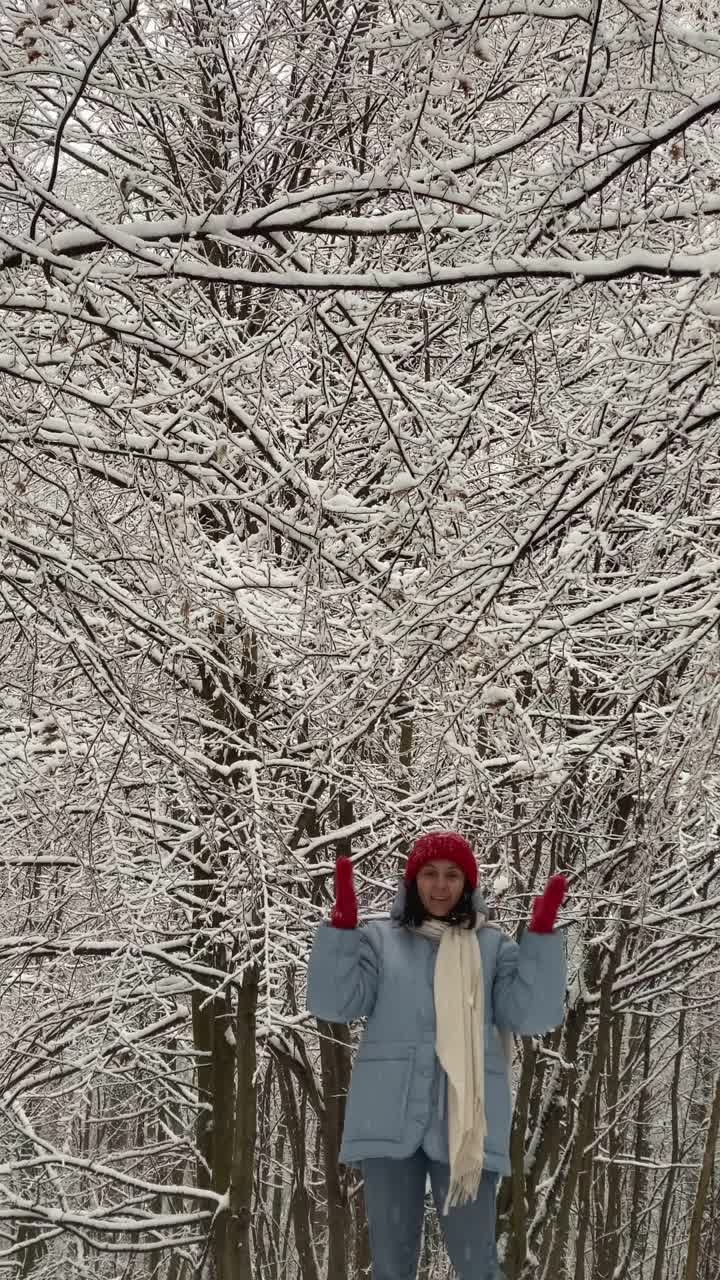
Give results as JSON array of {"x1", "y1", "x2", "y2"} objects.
[
  {"x1": 484, "y1": 1063, "x2": 512, "y2": 1155},
  {"x1": 344, "y1": 1044, "x2": 416, "y2": 1143}
]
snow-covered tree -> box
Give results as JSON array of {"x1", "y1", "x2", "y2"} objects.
[{"x1": 1, "y1": 0, "x2": 719, "y2": 1277}]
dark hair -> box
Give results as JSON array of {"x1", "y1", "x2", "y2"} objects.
[{"x1": 399, "y1": 878, "x2": 477, "y2": 930}]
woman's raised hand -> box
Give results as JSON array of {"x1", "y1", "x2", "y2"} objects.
[
  {"x1": 330, "y1": 856, "x2": 358, "y2": 929},
  {"x1": 528, "y1": 874, "x2": 568, "y2": 933}
]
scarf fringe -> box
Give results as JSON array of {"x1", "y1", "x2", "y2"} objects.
[{"x1": 443, "y1": 1163, "x2": 484, "y2": 1214}]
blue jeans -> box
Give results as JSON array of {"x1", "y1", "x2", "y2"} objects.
[{"x1": 362, "y1": 1153, "x2": 504, "y2": 1280}]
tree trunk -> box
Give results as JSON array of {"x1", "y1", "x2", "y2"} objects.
[
  {"x1": 192, "y1": 983, "x2": 214, "y2": 1193},
  {"x1": 596, "y1": 1010, "x2": 625, "y2": 1280},
  {"x1": 317, "y1": 1018, "x2": 352, "y2": 1280},
  {"x1": 276, "y1": 1060, "x2": 320, "y2": 1280},
  {"x1": 353, "y1": 1173, "x2": 372, "y2": 1280},
  {"x1": 685, "y1": 1071, "x2": 720, "y2": 1280},
  {"x1": 505, "y1": 1038, "x2": 535, "y2": 1277},
  {"x1": 652, "y1": 1011, "x2": 686, "y2": 1280},
  {"x1": 543, "y1": 935, "x2": 622, "y2": 1280},
  {"x1": 270, "y1": 1087, "x2": 288, "y2": 1280},
  {"x1": 217, "y1": 967, "x2": 259, "y2": 1280}
]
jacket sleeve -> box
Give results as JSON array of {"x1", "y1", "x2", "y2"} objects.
[
  {"x1": 306, "y1": 922, "x2": 380, "y2": 1022},
  {"x1": 491, "y1": 928, "x2": 567, "y2": 1035}
]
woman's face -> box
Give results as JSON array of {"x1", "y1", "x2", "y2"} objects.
[{"x1": 415, "y1": 860, "x2": 465, "y2": 917}]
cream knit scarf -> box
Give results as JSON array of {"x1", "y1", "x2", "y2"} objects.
[{"x1": 414, "y1": 917, "x2": 509, "y2": 1214}]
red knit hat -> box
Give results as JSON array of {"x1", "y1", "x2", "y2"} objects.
[{"x1": 404, "y1": 832, "x2": 478, "y2": 889}]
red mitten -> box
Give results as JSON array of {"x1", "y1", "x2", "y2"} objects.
[
  {"x1": 330, "y1": 857, "x2": 358, "y2": 929},
  {"x1": 529, "y1": 874, "x2": 568, "y2": 933}
]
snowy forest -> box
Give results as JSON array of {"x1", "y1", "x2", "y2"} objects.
[{"x1": 0, "y1": 0, "x2": 719, "y2": 1278}]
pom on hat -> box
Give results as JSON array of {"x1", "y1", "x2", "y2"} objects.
[{"x1": 404, "y1": 832, "x2": 478, "y2": 889}]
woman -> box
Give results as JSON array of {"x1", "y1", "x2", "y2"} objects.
[{"x1": 306, "y1": 831, "x2": 567, "y2": 1280}]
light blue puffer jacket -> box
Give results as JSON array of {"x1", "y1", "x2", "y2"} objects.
[{"x1": 306, "y1": 901, "x2": 566, "y2": 1173}]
